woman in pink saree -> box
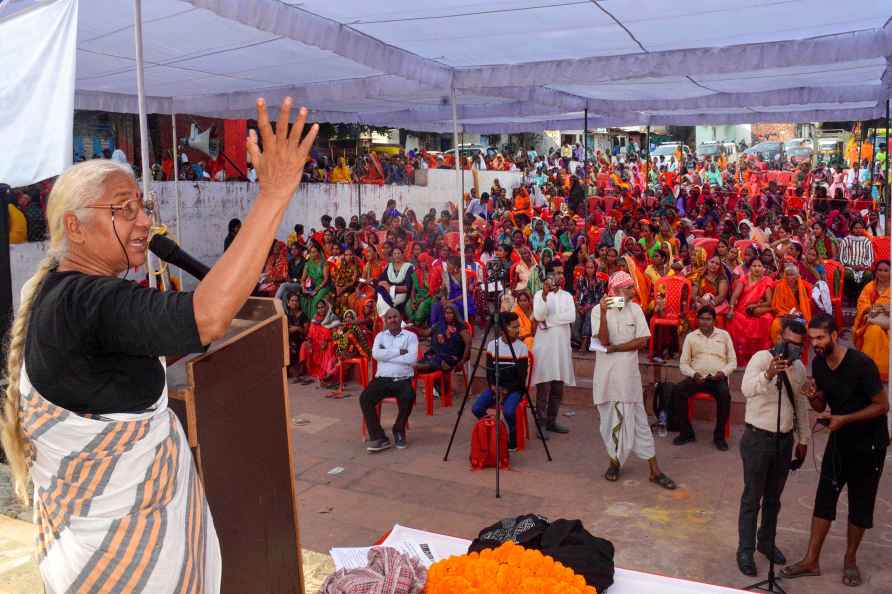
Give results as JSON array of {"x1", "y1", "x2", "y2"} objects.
[{"x1": 726, "y1": 258, "x2": 774, "y2": 363}]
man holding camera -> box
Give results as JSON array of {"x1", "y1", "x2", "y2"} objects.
[
  {"x1": 781, "y1": 313, "x2": 888, "y2": 588},
  {"x1": 593, "y1": 272, "x2": 676, "y2": 489},
  {"x1": 673, "y1": 305, "x2": 737, "y2": 451},
  {"x1": 736, "y1": 317, "x2": 810, "y2": 576},
  {"x1": 471, "y1": 312, "x2": 529, "y2": 451},
  {"x1": 531, "y1": 265, "x2": 576, "y2": 434}
]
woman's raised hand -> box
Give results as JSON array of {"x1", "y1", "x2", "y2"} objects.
[{"x1": 247, "y1": 97, "x2": 319, "y2": 202}]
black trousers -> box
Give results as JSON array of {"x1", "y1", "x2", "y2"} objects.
[
  {"x1": 674, "y1": 377, "x2": 731, "y2": 441},
  {"x1": 535, "y1": 380, "x2": 563, "y2": 424},
  {"x1": 738, "y1": 425, "x2": 794, "y2": 554},
  {"x1": 359, "y1": 377, "x2": 415, "y2": 441}
]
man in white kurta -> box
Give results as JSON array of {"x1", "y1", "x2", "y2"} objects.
[
  {"x1": 532, "y1": 266, "x2": 576, "y2": 433},
  {"x1": 592, "y1": 272, "x2": 676, "y2": 489}
]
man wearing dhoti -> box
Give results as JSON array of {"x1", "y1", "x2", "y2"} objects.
[
  {"x1": 531, "y1": 265, "x2": 576, "y2": 434},
  {"x1": 592, "y1": 272, "x2": 677, "y2": 489}
]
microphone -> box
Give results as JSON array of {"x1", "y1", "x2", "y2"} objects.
[{"x1": 148, "y1": 234, "x2": 210, "y2": 281}]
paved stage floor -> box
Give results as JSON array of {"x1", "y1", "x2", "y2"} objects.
[{"x1": 289, "y1": 379, "x2": 892, "y2": 594}]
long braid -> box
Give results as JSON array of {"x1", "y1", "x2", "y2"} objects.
[
  {"x1": 2, "y1": 255, "x2": 57, "y2": 503},
  {"x1": 1, "y1": 158, "x2": 133, "y2": 505}
]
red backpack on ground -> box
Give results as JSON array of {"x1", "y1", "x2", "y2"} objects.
[{"x1": 470, "y1": 416, "x2": 510, "y2": 470}]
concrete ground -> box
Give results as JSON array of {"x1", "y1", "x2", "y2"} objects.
[
  {"x1": 2, "y1": 351, "x2": 890, "y2": 594},
  {"x1": 289, "y1": 364, "x2": 892, "y2": 594}
]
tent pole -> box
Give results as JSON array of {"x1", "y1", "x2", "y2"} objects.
[
  {"x1": 645, "y1": 124, "x2": 651, "y2": 188},
  {"x1": 460, "y1": 131, "x2": 465, "y2": 199},
  {"x1": 171, "y1": 111, "x2": 183, "y2": 288},
  {"x1": 886, "y1": 99, "x2": 891, "y2": 237},
  {"x1": 450, "y1": 86, "x2": 469, "y2": 325},
  {"x1": 584, "y1": 108, "x2": 588, "y2": 165},
  {"x1": 132, "y1": 0, "x2": 156, "y2": 289}
]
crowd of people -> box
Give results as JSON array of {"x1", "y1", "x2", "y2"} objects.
[
  {"x1": 252, "y1": 147, "x2": 888, "y2": 396},
  {"x1": 244, "y1": 144, "x2": 889, "y2": 586}
]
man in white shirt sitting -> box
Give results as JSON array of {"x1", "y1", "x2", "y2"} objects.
[
  {"x1": 673, "y1": 305, "x2": 737, "y2": 451},
  {"x1": 360, "y1": 309, "x2": 418, "y2": 452}
]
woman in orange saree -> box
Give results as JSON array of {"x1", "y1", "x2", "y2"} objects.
[
  {"x1": 853, "y1": 259, "x2": 890, "y2": 379},
  {"x1": 726, "y1": 259, "x2": 774, "y2": 363}
]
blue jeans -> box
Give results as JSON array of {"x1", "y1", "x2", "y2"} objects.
[{"x1": 472, "y1": 388, "x2": 522, "y2": 443}]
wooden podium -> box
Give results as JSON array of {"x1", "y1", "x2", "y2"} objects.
[{"x1": 166, "y1": 297, "x2": 304, "y2": 594}]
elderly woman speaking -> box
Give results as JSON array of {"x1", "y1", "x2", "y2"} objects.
[{"x1": 1, "y1": 98, "x2": 317, "y2": 593}]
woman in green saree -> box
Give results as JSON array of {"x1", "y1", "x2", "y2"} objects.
[
  {"x1": 406, "y1": 253, "x2": 438, "y2": 325},
  {"x1": 300, "y1": 241, "x2": 331, "y2": 316},
  {"x1": 527, "y1": 247, "x2": 553, "y2": 295}
]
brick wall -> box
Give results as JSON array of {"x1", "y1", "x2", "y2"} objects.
[{"x1": 751, "y1": 123, "x2": 796, "y2": 142}]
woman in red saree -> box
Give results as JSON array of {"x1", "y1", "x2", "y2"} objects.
[
  {"x1": 726, "y1": 258, "x2": 774, "y2": 363},
  {"x1": 299, "y1": 300, "x2": 341, "y2": 388},
  {"x1": 257, "y1": 239, "x2": 289, "y2": 296}
]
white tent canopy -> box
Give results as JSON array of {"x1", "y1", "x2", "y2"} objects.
[{"x1": 4, "y1": 0, "x2": 891, "y2": 130}]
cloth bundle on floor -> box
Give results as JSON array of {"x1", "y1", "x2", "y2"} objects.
[
  {"x1": 469, "y1": 514, "x2": 615, "y2": 592},
  {"x1": 318, "y1": 547, "x2": 426, "y2": 594}
]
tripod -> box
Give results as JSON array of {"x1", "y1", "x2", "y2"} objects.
[
  {"x1": 443, "y1": 292, "x2": 552, "y2": 498},
  {"x1": 745, "y1": 375, "x2": 788, "y2": 594}
]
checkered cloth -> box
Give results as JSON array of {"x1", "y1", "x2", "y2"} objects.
[{"x1": 319, "y1": 547, "x2": 426, "y2": 594}]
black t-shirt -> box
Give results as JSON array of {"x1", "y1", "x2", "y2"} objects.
[
  {"x1": 812, "y1": 348, "x2": 889, "y2": 451},
  {"x1": 25, "y1": 271, "x2": 206, "y2": 415}
]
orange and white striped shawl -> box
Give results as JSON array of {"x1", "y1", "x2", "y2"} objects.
[{"x1": 20, "y1": 366, "x2": 221, "y2": 593}]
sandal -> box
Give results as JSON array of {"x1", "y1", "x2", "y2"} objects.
[
  {"x1": 649, "y1": 473, "x2": 677, "y2": 490},
  {"x1": 842, "y1": 565, "x2": 861, "y2": 587},
  {"x1": 604, "y1": 465, "x2": 620, "y2": 482},
  {"x1": 780, "y1": 562, "x2": 821, "y2": 580}
]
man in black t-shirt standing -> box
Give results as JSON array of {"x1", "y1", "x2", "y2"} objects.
[{"x1": 781, "y1": 313, "x2": 889, "y2": 588}]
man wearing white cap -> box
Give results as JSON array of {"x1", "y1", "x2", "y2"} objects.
[{"x1": 592, "y1": 271, "x2": 676, "y2": 489}]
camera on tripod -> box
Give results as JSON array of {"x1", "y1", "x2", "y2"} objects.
[{"x1": 483, "y1": 258, "x2": 508, "y2": 301}]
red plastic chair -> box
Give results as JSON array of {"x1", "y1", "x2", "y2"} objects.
[
  {"x1": 821, "y1": 259, "x2": 845, "y2": 329},
  {"x1": 649, "y1": 276, "x2": 692, "y2": 358},
  {"x1": 361, "y1": 397, "x2": 409, "y2": 440},
  {"x1": 872, "y1": 236, "x2": 890, "y2": 261},
  {"x1": 692, "y1": 237, "x2": 719, "y2": 258},
  {"x1": 338, "y1": 356, "x2": 370, "y2": 392},
  {"x1": 734, "y1": 239, "x2": 757, "y2": 255},
  {"x1": 687, "y1": 392, "x2": 731, "y2": 440},
  {"x1": 413, "y1": 351, "x2": 447, "y2": 416}
]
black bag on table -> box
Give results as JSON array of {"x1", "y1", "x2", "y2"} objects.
[{"x1": 469, "y1": 515, "x2": 615, "y2": 592}]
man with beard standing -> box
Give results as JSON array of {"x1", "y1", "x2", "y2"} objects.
[
  {"x1": 531, "y1": 266, "x2": 576, "y2": 434},
  {"x1": 782, "y1": 313, "x2": 889, "y2": 588}
]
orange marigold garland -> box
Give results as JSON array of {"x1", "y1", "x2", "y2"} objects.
[{"x1": 425, "y1": 541, "x2": 597, "y2": 594}]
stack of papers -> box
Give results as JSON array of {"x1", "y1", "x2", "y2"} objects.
[{"x1": 329, "y1": 524, "x2": 472, "y2": 570}]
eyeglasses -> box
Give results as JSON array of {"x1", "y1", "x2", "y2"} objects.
[{"x1": 84, "y1": 196, "x2": 155, "y2": 222}]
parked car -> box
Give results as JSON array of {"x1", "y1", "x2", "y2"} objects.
[
  {"x1": 787, "y1": 146, "x2": 813, "y2": 165},
  {"x1": 697, "y1": 141, "x2": 739, "y2": 160},
  {"x1": 744, "y1": 141, "x2": 785, "y2": 162},
  {"x1": 784, "y1": 137, "x2": 814, "y2": 151},
  {"x1": 651, "y1": 142, "x2": 692, "y2": 159}
]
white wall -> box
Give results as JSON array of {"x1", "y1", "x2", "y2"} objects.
[{"x1": 10, "y1": 170, "x2": 523, "y2": 303}]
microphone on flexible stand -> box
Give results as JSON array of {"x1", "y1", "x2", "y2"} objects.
[{"x1": 148, "y1": 234, "x2": 210, "y2": 281}]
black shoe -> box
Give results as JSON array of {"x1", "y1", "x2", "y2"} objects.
[
  {"x1": 737, "y1": 552, "x2": 758, "y2": 577},
  {"x1": 366, "y1": 438, "x2": 391, "y2": 453},
  {"x1": 393, "y1": 432, "x2": 407, "y2": 449},
  {"x1": 757, "y1": 544, "x2": 786, "y2": 565},
  {"x1": 546, "y1": 422, "x2": 569, "y2": 434},
  {"x1": 508, "y1": 438, "x2": 517, "y2": 452},
  {"x1": 714, "y1": 438, "x2": 729, "y2": 451},
  {"x1": 673, "y1": 434, "x2": 696, "y2": 446}
]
